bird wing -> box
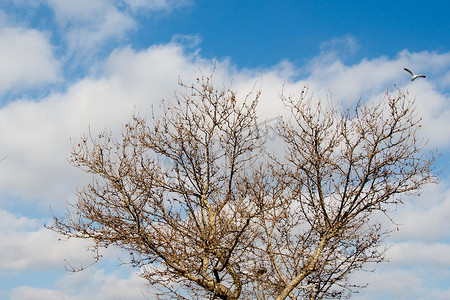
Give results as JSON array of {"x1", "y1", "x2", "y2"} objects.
[
  {"x1": 412, "y1": 74, "x2": 426, "y2": 81},
  {"x1": 404, "y1": 68, "x2": 415, "y2": 76}
]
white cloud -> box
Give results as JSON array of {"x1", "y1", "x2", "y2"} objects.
[
  {"x1": 45, "y1": 0, "x2": 112, "y2": 23},
  {"x1": 319, "y1": 34, "x2": 360, "y2": 60},
  {"x1": 0, "y1": 10, "x2": 9, "y2": 26},
  {"x1": 10, "y1": 269, "x2": 147, "y2": 300},
  {"x1": 10, "y1": 287, "x2": 71, "y2": 300},
  {"x1": 430, "y1": 289, "x2": 450, "y2": 300},
  {"x1": 2, "y1": 39, "x2": 450, "y2": 299},
  {"x1": 0, "y1": 210, "x2": 39, "y2": 232},
  {"x1": 43, "y1": 0, "x2": 193, "y2": 57},
  {"x1": 304, "y1": 49, "x2": 450, "y2": 148},
  {"x1": 0, "y1": 43, "x2": 211, "y2": 206},
  {"x1": 64, "y1": 9, "x2": 135, "y2": 55},
  {"x1": 1, "y1": 41, "x2": 450, "y2": 210},
  {"x1": 352, "y1": 269, "x2": 424, "y2": 299},
  {"x1": 45, "y1": 0, "x2": 135, "y2": 56},
  {"x1": 0, "y1": 209, "x2": 148, "y2": 298},
  {"x1": 0, "y1": 228, "x2": 94, "y2": 271},
  {"x1": 351, "y1": 265, "x2": 450, "y2": 300},
  {"x1": 0, "y1": 209, "x2": 97, "y2": 272},
  {"x1": 0, "y1": 27, "x2": 60, "y2": 94},
  {"x1": 388, "y1": 242, "x2": 450, "y2": 266},
  {"x1": 390, "y1": 184, "x2": 450, "y2": 241},
  {"x1": 124, "y1": 0, "x2": 193, "y2": 11},
  {"x1": 0, "y1": 43, "x2": 302, "y2": 206},
  {"x1": 0, "y1": 96, "x2": 82, "y2": 205}
]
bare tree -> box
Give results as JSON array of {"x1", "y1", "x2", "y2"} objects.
[
  {"x1": 48, "y1": 74, "x2": 437, "y2": 299},
  {"x1": 255, "y1": 88, "x2": 437, "y2": 299}
]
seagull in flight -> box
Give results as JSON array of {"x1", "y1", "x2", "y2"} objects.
[{"x1": 404, "y1": 68, "x2": 426, "y2": 81}]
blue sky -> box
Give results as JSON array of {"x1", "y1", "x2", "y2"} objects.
[{"x1": 1, "y1": 1, "x2": 450, "y2": 299}]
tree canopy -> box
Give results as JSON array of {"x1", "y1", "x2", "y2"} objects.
[{"x1": 48, "y1": 74, "x2": 437, "y2": 299}]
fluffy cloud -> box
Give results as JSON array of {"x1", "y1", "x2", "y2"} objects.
[
  {"x1": 10, "y1": 269, "x2": 147, "y2": 300},
  {"x1": 2, "y1": 38, "x2": 450, "y2": 299},
  {"x1": 124, "y1": 0, "x2": 193, "y2": 11},
  {"x1": 319, "y1": 34, "x2": 361, "y2": 61},
  {"x1": 0, "y1": 209, "x2": 147, "y2": 299},
  {"x1": 45, "y1": 0, "x2": 135, "y2": 55},
  {"x1": 0, "y1": 209, "x2": 96, "y2": 271},
  {"x1": 307, "y1": 50, "x2": 450, "y2": 101},
  {"x1": 43, "y1": 0, "x2": 193, "y2": 57},
  {"x1": 301, "y1": 49, "x2": 450, "y2": 149},
  {"x1": 352, "y1": 269, "x2": 425, "y2": 299},
  {"x1": 388, "y1": 242, "x2": 450, "y2": 265},
  {"x1": 0, "y1": 209, "x2": 39, "y2": 232},
  {"x1": 351, "y1": 265, "x2": 450, "y2": 300},
  {"x1": 391, "y1": 184, "x2": 450, "y2": 241},
  {"x1": 0, "y1": 27, "x2": 60, "y2": 94},
  {"x1": 0, "y1": 42, "x2": 286, "y2": 207},
  {"x1": 0, "y1": 43, "x2": 211, "y2": 206},
  {"x1": 1, "y1": 39, "x2": 450, "y2": 207}
]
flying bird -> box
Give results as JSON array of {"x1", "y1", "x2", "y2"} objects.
[{"x1": 404, "y1": 68, "x2": 426, "y2": 81}]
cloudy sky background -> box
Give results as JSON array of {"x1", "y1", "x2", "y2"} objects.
[{"x1": 1, "y1": 1, "x2": 450, "y2": 299}]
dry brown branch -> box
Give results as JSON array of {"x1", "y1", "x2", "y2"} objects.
[{"x1": 269, "y1": 87, "x2": 437, "y2": 299}]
